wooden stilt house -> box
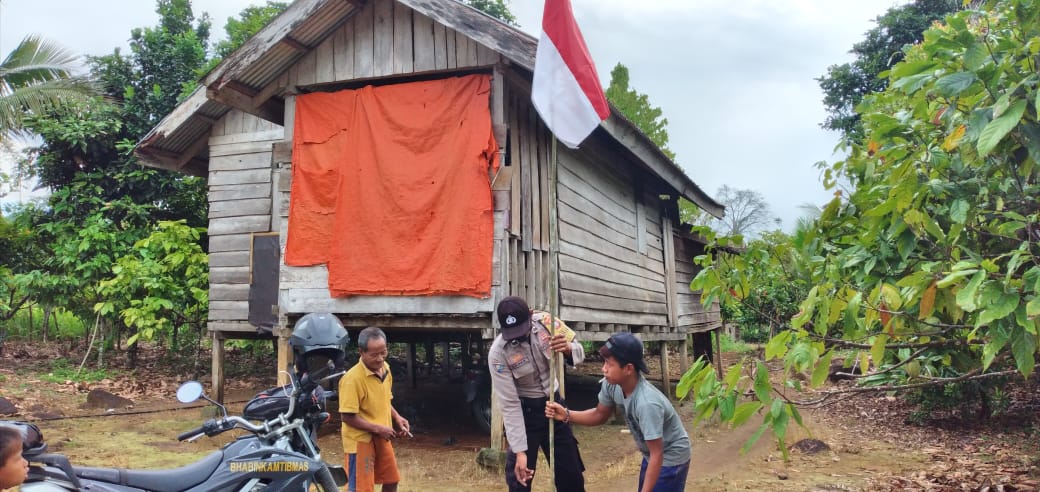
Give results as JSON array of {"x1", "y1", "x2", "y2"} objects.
[{"x1": 136, "y1": 0, "x2": 724, "y2": 405}]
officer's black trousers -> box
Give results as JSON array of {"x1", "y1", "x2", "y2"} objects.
[{"x1": 504, "y1": 395, "x2": 585, "y2": 492}]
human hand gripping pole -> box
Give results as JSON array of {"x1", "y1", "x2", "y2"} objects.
[{"x1": 544, "y1": 401, "x2": 569, "y2": 423}]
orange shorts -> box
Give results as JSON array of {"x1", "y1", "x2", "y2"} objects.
[{"x1": 346, "y1": 438, "x2": 399, "y2": 492}]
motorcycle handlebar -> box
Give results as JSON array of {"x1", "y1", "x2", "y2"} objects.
[
  {"x1": 175, "y1": 366, "x2": 344, "y2": 442},
  {"x1": 177, "y1": 425, "x2": 207, "y2": 441},
  {"x1": 178, "y1": 416, "x2": 267, "y2": 441}
]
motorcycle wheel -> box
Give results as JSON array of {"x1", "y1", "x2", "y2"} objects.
[
  {"x1": 471, "y1": 392, "x2": 492, "y2": 435},
  {"x1": 313, "y1": 465, "x2": 341, "y2": 491}
]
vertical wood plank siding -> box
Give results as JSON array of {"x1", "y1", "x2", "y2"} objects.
[
  {"x1": 208, "y1": 110, "x2": 283, "y2": 323},
  {"x1": 287, "y1": 0, "x2": 499, "y2": 87}
]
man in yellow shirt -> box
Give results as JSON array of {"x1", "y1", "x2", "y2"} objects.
[{"x1": 339, "y1": 327, "x2": 411, "y2": 492}]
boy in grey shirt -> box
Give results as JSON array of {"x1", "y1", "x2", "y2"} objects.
[{"x1": 546, "y1": 332, "x2": 691, "y2": 491}]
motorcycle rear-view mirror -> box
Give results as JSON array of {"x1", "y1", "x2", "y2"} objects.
[{"x1": 177, "y1": 381, "x2": 204, "y2": 403}]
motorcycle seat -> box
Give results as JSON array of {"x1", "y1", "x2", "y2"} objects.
[{"x1": 73, "y1": 449, "x2": 223, "y2": 491}]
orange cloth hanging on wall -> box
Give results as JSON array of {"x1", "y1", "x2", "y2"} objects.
[{"x1": 285, "y1": 74, "x2": 499, "y2": 298}]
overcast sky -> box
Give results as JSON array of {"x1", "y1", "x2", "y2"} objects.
[{"x1": 2, "y1": 0, "x2": 902, "y2": 228}]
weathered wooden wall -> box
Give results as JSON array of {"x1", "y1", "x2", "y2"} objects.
[
  {"x1": 272, "y1": 0, "x2": 504, "y2": 317},
  {"x1": 555, "y1": 143, "x2": 670, "y2": 328},
  {"x1": 208, "y1": 110, "x2": 283, "y2": 331},
  {"x1": 201, "y1": 0, "x2": 719, "y2": 338},
  {"x1": 498, "y1": 74, "x2": 717, "y2": 341},
  {"x1": 282, "y1": 0, "x2": 499, "y2": 89},
  {"x1": 675, "y1": 235, "x2": 722, "y2": 332},
  {"x1": 500, "y1": 85, "x2": 552, "y2": 312}
]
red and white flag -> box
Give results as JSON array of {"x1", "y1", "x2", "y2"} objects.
[{"x1": 531, "y1": 0, "x2": 610, "y2": 149}]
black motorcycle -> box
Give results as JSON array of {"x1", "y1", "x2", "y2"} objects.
[{"x1": 17, "y1": 365, "x2": 346, "y2": 491}]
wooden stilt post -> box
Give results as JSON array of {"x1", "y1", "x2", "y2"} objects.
[
  {"x1": 407, "y1": 342, "x2": 417, "y2": 388},
  {"x1": 714, "y1": 328, "x2": 724, "y2": 379},
  {"x1": 439, "y1": 342, "x2": 451, "y2": 376},
  {"x1": 660, "y1": 341, "x2": 672, "y2": 400},
  {"x1": 276, "y1": 327, "x2": 293, "y2": 386},
  {"x1": 679, "y1": 334, "x2": 690, "y2": 376},
  {"x1": 212, "y1": 332, "x2": 225, "y2": 403},
  {"x1": 424, "y1": 342, "x2": 435, "y2": 375}
]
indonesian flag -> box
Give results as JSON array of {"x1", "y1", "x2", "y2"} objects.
[{"x1": 531, "y1": 0, "x2": 610, "y2": 149}]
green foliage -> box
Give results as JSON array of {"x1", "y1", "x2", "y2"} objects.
[
  {"x1": 39, "y1": 358, "x2": 116, "y2": 384},
  {"x1": 818, "y1": 0, "x2": 959, "y2": 140},
  {"x1": 0, "y1": 34, "x2": 98, "y2": 141},
  {"x1": 22, "y1": 0, "x2": 211, "y2": 231},
  {"x1": 4, "y1": 305, "x2": 87, "y2": 339},
  {"x1": 691, "y1": 228, "x2": 812, "y2": 342},
  {"x1": 43, "y1": 194, "x2": 154, "y2": 301},
  {"x1": 213, "y1": 2, "x2": 288, "y2": 58},
  {"x1": 2, "y1": 1, "x2": 213, "y2": 365},
  {"x1": 120, "y1": 0, "x2": 211, "y2": 134},
  {"x1": 906, "y1": 376, "x2": 1011, "y2": 424},
  {"x1": 717, "y1": 332, "x2": 755, "y2": 354},
  {"x1": 605, "y1": 63, "x2": 675, "y2": 160},
  {"x1": 461, "y1": 0, "x2": 517, "y2": 26},
  {"x1": 96, "y1": 221, "x2": 208, "y2": 348},
  {"x1": 685, "y1": 0, "x2": 1040, "y2": 457},
  {"x1": 676, "y1": 356, "x2": 807, "y2": 460}
]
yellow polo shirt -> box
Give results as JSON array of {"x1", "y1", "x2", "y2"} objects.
[{"x1": 339, "y1": 360, "x2": 393, "y2": 453}]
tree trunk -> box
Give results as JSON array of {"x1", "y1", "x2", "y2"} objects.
[
  {"x1": 171, "y1": 323, "x2": 180, "y2": 353},
  {"x1": 97, "y1": 319, "x2": 106, "y2": 368},
  {"x1": 41, "y1": 307, "x2": 51, "y2": 342},
  {"x1": 27, "y1": 304, "x2": 34, "y2": 341},
  {"x1": 193, "y1": 332, "x2": 203, "y2": 380},
  {"x1": 127, "y1": 340, "x2": 138, "y2": 370}
]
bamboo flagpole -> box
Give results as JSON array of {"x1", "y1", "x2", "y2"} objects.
[
  {"x1": 531, "y1": 0, "x2": 609, "y2": 487},
  {"x1": 547, "y1": 135, "x2": 560, "y2": 490}
]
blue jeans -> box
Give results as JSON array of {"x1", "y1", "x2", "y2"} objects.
[{"x1": 638, "y1": 459, "x2": 690, "y2": 491}]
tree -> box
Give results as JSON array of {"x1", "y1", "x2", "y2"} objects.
[
  {"x1": 103, "y1": 0, "x2": 211, "y2": 138},
  {"x1": 24, "y1": 0, "x2": 211, "y2": 228},
  {"x1": 96, "y1": 220, "x2": 208, "y2": 367},
  {"x1": 707, "y1": 185, "x2": 773, "y2": 237},
  {"x1": 461, "y1": 0, "x2": 517, "y2": 25},
  {"x1": 602, "y1": 62, "x2": 703, "y2": 225},
  {"x1": 817, "y1": 0, "x2": 959, "y2": 140},
  {"x1": 13, "y1": 0, "x2": 213, "y2": 362},
  {"x1": 685, "y1": 0, "x2": 1040, "y2": 453},
  {"x1": 209, "y1": 1, "x2": 289, "y2": 71},
  {"x1": 605, "y1": 63, "x2": 674, "y2": 160},
  {"x1": 0, "y1": 35, "x2": 97, "y2": 140}
]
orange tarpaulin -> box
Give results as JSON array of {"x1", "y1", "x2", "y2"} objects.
[{"x1": 285, "y1": 74, "x2": 499, "y2": 298}]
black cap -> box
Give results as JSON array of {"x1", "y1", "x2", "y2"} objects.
[
  {"x1": 496, "y1": 296, "x2": 532, "y2": 340},
  {"x1": 604, "y1": 332, "x2": 649, "y2": 374}
]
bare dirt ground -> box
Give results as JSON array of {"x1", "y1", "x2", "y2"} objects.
[{"x1": 1, "y1": 341, "x2": 1039, "y2": 491}]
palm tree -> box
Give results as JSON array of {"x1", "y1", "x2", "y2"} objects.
[{"x1": 0, "y1": 34, "x2": 97, "y2": 140}]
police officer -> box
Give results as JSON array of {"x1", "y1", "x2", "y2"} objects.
[{"x1": 488, "y1": 296, "x2": 585, "y2": 492}]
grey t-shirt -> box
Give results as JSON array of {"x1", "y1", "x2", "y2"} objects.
[{"x1": 598, "y1": 376, "x2": 691, "y2": 467}]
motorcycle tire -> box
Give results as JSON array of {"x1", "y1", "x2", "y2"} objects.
[{"x1": 314, "y1": 464, "x2": 341, "y2": 491}]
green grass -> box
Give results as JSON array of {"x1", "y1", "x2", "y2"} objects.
[
  {"x1": 6, "y1": 306, "x2": 88, "y2": 339},
  {"x1": 39, "y1": 358, "x2": 117, "y2": 384},
  {"x1": 718, "y1": 332, "x2": 755, "y2": 354}
]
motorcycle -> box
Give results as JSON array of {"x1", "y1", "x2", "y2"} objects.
[{"x1": 17, "y1": 364, "x2": 347, "y2": 491}]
